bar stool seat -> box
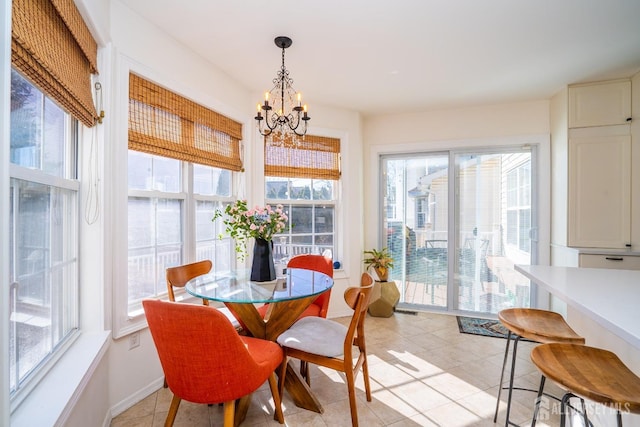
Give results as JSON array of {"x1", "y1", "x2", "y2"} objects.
[
  {"x1": 494, "y1": 308, "x2": 585, "y2": 427},
  {"x1": 531, "y1": 343, "x2": 640, "y2": 426}
]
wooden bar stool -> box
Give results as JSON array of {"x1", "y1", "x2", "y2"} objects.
[
  {"x1": 493, "y1": 308, "x2": 585, "y2": 427},
  {"x1": 530, "y1": 343, "x2": 640, "y2": 427}
]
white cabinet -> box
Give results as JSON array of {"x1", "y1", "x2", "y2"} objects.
[
  {"x1": 568, "y1": 80, "x2": 632, "y2": 128},
  {"x1": 551, "y1": 75, "x2": 639, "y2": 253},
  {"x1": 580, "y1": 254, "x2": 640, "y2": 270},
  {"x1": 567, "y1": 125, "x2": 631, "y2": 248}
]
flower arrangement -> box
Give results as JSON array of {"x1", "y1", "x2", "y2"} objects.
[{"x1": 213, "y1": 199, "x2": 288, "y2": 259}]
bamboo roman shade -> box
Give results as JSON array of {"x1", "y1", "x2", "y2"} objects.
[
  {"x1": 264, "y1": 134, "x2": 341, "y2": 180},
  {"x1": 11, "y1": 0, "x2": 99, "y2": 127},
  {"x1": 128, "y1": 74, "x2": 243, "y2": 171}
]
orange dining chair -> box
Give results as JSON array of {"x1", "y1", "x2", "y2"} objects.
[
  {"x1": 143, "y1": 299, "x2": 285, "y2": 427},
  {"x1": 257, "y1": 253, "x2": 334, "y2": 383},
  {"x1": 287, "y1": 253, "x2": 334, "y2": 318},
  {"x1": 257, "y1": 253, "x2": 333, "y2": 319},
  {"x1": 166, "y1": 260, "x2": 241, "y2": 330},
  {"x1": 277, "y1": 273, "x2": 375, "y2": 427}
]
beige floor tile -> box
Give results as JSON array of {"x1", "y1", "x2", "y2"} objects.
[{"x1": 112, "y1": 311, "x2": 566, "y2": 427}]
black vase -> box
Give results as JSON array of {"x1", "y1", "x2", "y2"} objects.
[{"x1": 250, "y1": 238, "x2": 276, "y2": 282}]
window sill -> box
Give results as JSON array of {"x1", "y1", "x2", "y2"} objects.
[{"x1": 11, "y1": 331, "x2": 111, "y2": 427}]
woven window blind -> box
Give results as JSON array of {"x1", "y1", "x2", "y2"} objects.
[
  {"x1": 11, "y1": 0, "x2": 99, "y2": 127},
  {"x1": 264, "y1": 134, "x2": 341, "y2": 180},
  {"x1": 128, "y1": 74, "x2": 243, "y2": 171}
]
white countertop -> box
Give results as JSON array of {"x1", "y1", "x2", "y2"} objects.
[{"x1": 515, "y1": 265, "x2": 640, "y2": 349}]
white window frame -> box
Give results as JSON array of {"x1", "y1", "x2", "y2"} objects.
[
  {"x1": 8, "y1": 70, "x2": 80, "y2": 408},
  {"x1": 125, "y1": 154, "x2": 236, "y2": 317},
  {"x1": 111, "y1": 60, "x2": 245, "y2": 338},
  {"x1": 265, "y1": 177, "x2": 339, "y2": 262}
]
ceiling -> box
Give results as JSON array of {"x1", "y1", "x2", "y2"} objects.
[{"x1": 119, "y1": 0, "x2": 640, "y2": 117}]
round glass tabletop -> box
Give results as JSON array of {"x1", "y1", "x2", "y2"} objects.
[{"x1": 185, "y1": 267, "x2": 333, "y2": 304}]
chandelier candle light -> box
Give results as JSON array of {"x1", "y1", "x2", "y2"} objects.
[{"x1": 255, "y1": 36, "x2": 310, "y2": 146}]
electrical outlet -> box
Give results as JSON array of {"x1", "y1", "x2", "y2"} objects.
[{"x1": 129, "y1": 332, "x2": 140, "y2": 350}]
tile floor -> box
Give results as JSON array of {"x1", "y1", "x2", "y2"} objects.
[{"x1": 110, "y1": 311, "x2": 565, "y2": 427}]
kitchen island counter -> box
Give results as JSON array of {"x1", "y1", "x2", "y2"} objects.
[{"x1": 515, "y1": 264, "x2": 640, "y2": 349}]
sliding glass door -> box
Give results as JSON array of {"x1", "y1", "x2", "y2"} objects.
[{"x1": 381, "y1": 147, "x2": 535, "y2": 316}]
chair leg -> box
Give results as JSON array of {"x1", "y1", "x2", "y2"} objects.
[
  {"x1": 222, "y1": 400, "x2": 235, "y2": 427},
  {"x1": 580, "y1": 397, "x2": 589, "y2": 427},
  {"x1": 504, "y1": 335, "x2": 521, "y2": 427},
  {"x1": 530, "y1": 375, "x2": 546, "y2": 427},
  {"x1": 268, "y1": 372, "x2": 284, "y2": 424},
  {"x1": 345, "y1": 370, "x2": 359, "y2": 427},
  {"x1": 164, "y1": 394, "x2": 181, "y2": 427},
  {"x1": 278, "y1": 357, "x2": 288, "y2": 404},
  {"x1": 560, "y1": 393, "x2": 572, "y2": 427},
  {"x1": 300, "y1": 360, "x2": 310, "y2": 386},
  {"x1": 494, "y1": 331, "x2": 513, "y2": 422},
  {"x1": 361, "y1": 354, "x2": 372, "y2": 402}
]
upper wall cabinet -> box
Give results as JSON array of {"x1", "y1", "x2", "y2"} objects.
[
  {"x1": 568, "y1": 80, "x2": 632, "y2": 128},
  {"x1": 567, "y1": 125, "x2": 631, "y2": 248}
]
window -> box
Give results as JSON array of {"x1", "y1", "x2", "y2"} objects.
[
  {"x1": 127, "y1": 151, "x2": 233, "y2": 314},
  {"x1": 125, "y1": 72, "x2": 242, "y2": 317},
  {"x1": 416, "y1": 197, "x2": 428, "y2": 229},
  {"x1": 266, "y1": 177, "x2": 336, "y2": 262},
  {"x1": 263, "y1": 134, "x2": 340, "y2": 262},
  {"x1": 9, "y1": 69, "x2": 79, "y2": 399},
  {"x1": 506, "y1": 160, "x2": 531, "y2": 253}
]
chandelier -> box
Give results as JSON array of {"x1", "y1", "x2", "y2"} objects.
[{"x1": 255, "y1": 36, "x2": 310, "y2": 146}]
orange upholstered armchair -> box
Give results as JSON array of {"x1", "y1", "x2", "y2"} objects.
[
  {"x1": 257, "y1": 253, "x2": 333, "y2": 319},
  {"x1": 143, "y1": 299, "x2": 284, "y2": 427},
  {"x1": 287, "y1": 253, "x2": 333, "y2": 318}
]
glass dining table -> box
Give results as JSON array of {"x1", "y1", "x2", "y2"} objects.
[{"x1": 185, "y1": 267, "x2": 333, "y2": 416}]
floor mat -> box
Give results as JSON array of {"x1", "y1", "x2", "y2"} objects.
[{"x1": 456, "y1": 316, "x2": 510, "y2": 339}]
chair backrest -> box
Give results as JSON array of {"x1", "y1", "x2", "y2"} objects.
[
  {"x1": 343, "y1": 273, "x2": 375, "y2": 349},
  {"x1": 143, "y1": 299, "x2": 270, "y2": 404},
  {"x1": 166, "y1": 260, "x2": 212, "y2": 304},
  {"x1": 287, "y1": 254, "x2": 333, "y2": 317},
  {"x1": 287, "y1": 254, "x2": 333, "y2": 277}
]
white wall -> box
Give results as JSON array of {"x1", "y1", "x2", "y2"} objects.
[
  {"x1": 106, "y1": 0, "x2": 253, "y2": 414},
  {"x1": 549, "y1": 88, "x2": 569, "y2": 250}
]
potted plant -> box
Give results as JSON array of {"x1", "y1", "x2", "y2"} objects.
[
  {"x1": 363, "y1": 247, "x2": 394, "y2": 282},
  {"x1": 363, "y1": 247, "x2": 399, "y2": 317}
]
